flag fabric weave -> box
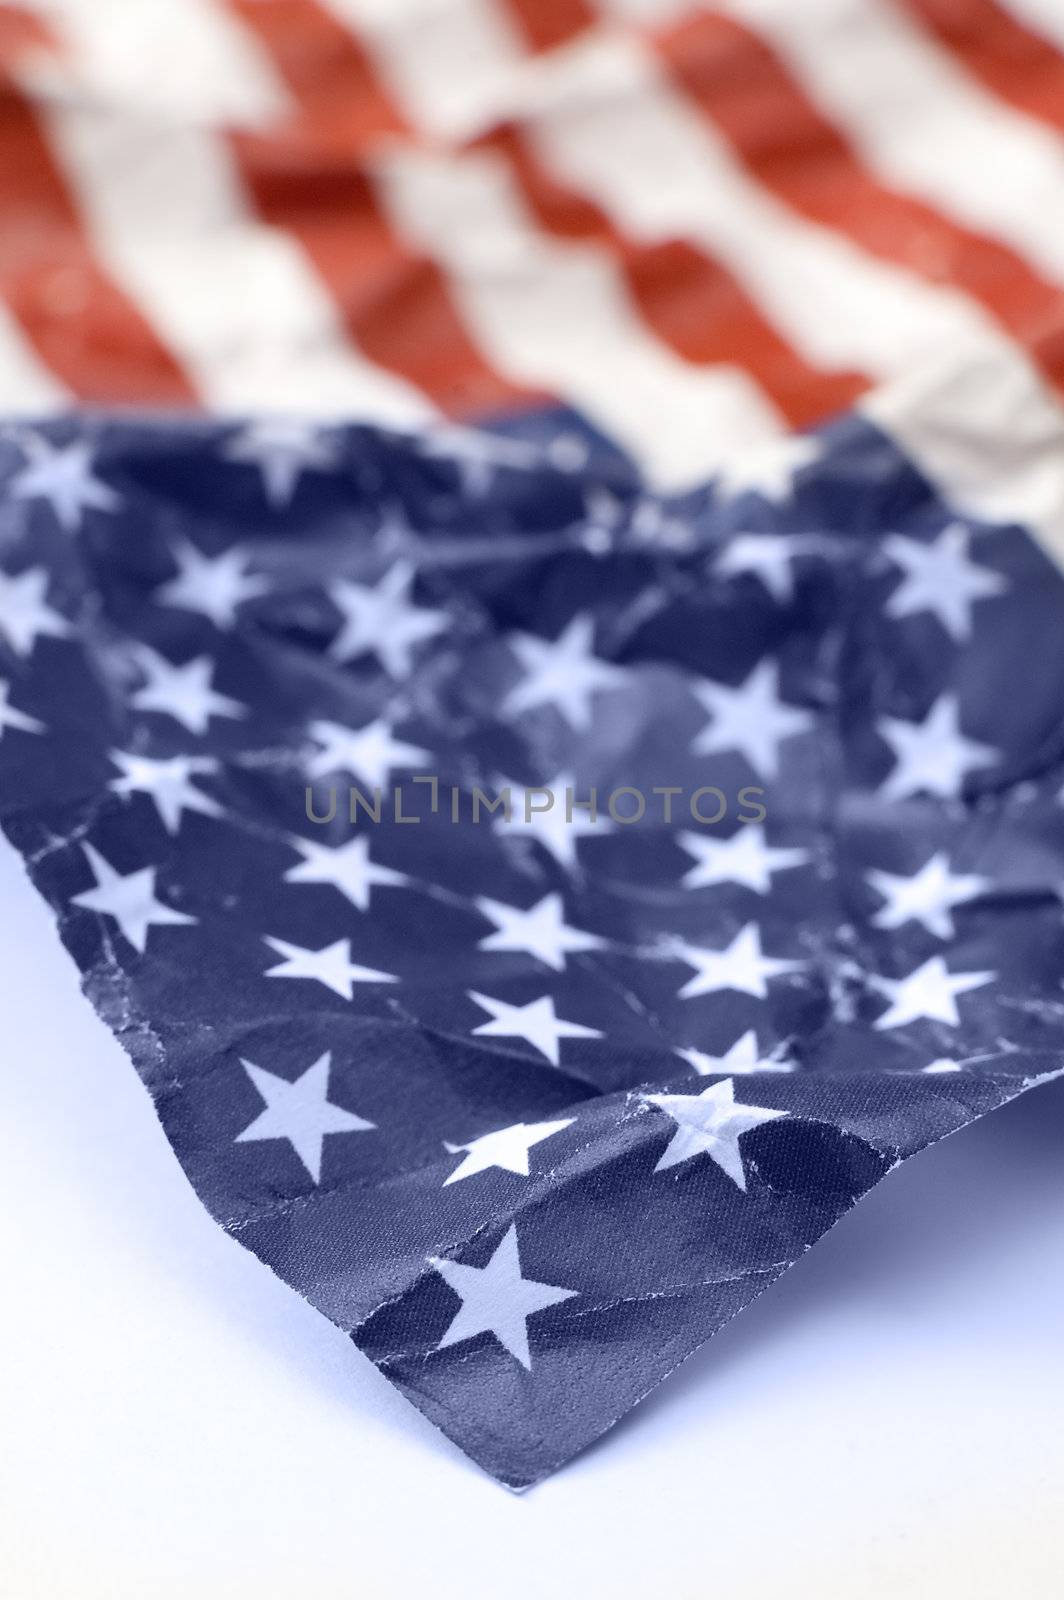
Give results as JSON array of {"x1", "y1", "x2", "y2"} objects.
[
  {"x1": 2, "y1": 0, "x2": 1064, "y2": 1488},
  {"x1": 1, "y1": 337, "x2": 1063, "y2": 1484}
]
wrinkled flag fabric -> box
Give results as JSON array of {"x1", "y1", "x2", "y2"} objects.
[
  {"x1": 2, "y1": 337, "x2": 1063, "y2": 1486},
  {"x1": 3, "y1": 0, "x2": 1064, "y2": 1492}
]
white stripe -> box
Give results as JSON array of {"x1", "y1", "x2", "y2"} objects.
[
  {"x1": 40, "y1": 103, "x2": 435, "y2": 423},
  {"x1": 374, "y1": 143, "x2": 784, "y2": 486},
  {"x1": 718, "y1": 0, "x2": 1064, "y2": 286},
  {"x1": 323, "y1": 0, "x2": 527, "y2": 139},
  {"x1": 1001, "y1": 0, "x2": 1064, "y2": 53},
  {"x1": 22, "y1": 0, "x2": 291, "y2": 127},
  {"x1": 592, "y1": 0, "x2": 688, "y2": 19},
  {"x1": 0, "y1": 302, "x2": 69, "y2": 411},
  {"x1": 520, "y1": 33, "x2": 1013, "y2": 382},
  {"x1": 862, "y1": 347, "x2": 1064, "y2": 565},
  {"x1": 600, "y1": 0, "x2": 1064, "y2": 56}
]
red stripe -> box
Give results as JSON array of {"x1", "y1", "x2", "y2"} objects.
[
  {"x1": 228, "y1": 0, "x2": 404, "y2": 148},
  {"x1": 0, "y1": 78, "x2": 196, "y2": 404},
  {"x1": 480, "y1": 123, "x2": 866, "y2": 427},
  {"x1": 0, "y1": 3, "x2": 53, "y2": 62},
  {"x1": 500, "y1": 0, "x2": 595, "y2": 53},
  {"x1": 228, "y1": 0, "x2": 544, "y2": 415},
  {"x1": 902, "y1": 0, "x2": 1064, "y2": 138},
  {"x1": 235, "y1": 127, "x2": 541, "y2": 415},
  {"x1": 660, "y1": 12, "x2": 1064, "y2": 390}
]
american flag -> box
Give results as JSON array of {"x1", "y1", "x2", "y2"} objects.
[{"x1": 1, "y1": 0, "x2": 1063, "y2": 1487}]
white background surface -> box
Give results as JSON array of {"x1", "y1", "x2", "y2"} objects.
[{"x1": 1, "y1": 831, "x2": 1062, "y2": 1600}]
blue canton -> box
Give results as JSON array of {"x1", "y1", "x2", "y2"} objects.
[{"x1": 2, "y1": 408, "x2": 1062, "y2": 1487}]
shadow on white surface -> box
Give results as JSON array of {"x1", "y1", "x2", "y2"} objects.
[{"x1": 604, "y1": 1072, "x2": 1064, "y2": 1449}]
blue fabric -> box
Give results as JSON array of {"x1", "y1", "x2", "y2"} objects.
[{"x1": 2, "y1": 408, "x2": 1061, "y2": 1487}]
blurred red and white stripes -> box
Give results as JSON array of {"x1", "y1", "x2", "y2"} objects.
[{"x1": 0, "y1": 0, "x2": 1062, "y2": 486}]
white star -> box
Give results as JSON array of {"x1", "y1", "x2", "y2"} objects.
[
  {"x1": 10, "y1": 437, "x2": 119, "y2": 530},
  {"x1": 714, "y1": 435, "x2": 821, "y2": 503},
  {"x1": 155, "y1": 539, "x2": 268, "y2": 628},
  {"x1": 71, "y1": 843, "x2": 195, "y2": 953},
  {"x1": 866, "y1": 852, "x2": 989, "y2": 939},
  {"x1": 676, "y1": 1028, "x2": 794, "y2": 1076},
  {"x1": 429, "y1": 1224, "x2": 577, "y2": 1369},
  {"x1": 467, "y1": 990, "x2": 602, "y2": 1066},
  {"x1": 502, "y1": 614, "x2": 626, "y2": 730},
  {"x1": 493, "y1": 771, "x2": 613, "y2": 869},
  {"x1": 306, "y1": 717, "x2": 429, "y2": 789},
  {"x1": 878, "y1": 695, "x2": 998, "y2": 801},
  {"x1": 443, "y1": 1117, "x2": 575, "y2": 1185},
  {"x1": 679, "y1": 825, "x2": 809, "y2": 894},
  {"x1": 629, "y1": 497, "x2": 692, "y2": 551},
  {"x1": 236, "y1": 1052, "x2": 374, "y2": 1182},
  {"x1": 675, "y1": 922, "x2": 801, "y2": 1000},
  {"x1": 108, "y1": 750, "x2": 221, "y2": 834},
  {"x1": 884, "y1": 523, "x2": 1005, "y2": 640},
  {"x1": 643, "y1": 1077, "x2": 789, "y2": 1189},
  {"x1": 475, "y1": 893, "x2": 603, "y2": 972},
  {"x1": 417, "y1": 424, "x2": 539, "y2": 496},
  {"x1": 0, "y1": 568, "x2": 69, "y2": 658},
  {"x1": 263, "y1": 936, "x2": 396, "y2": 998},
  {"x1": 872, "y1": 955, "x2": 995, "y2": 1030},
  {"x1": 131, "y1": 648, "x2": 246, "y2": 735},
  {"x1": 223, "y1": 419, "x2": 337, "y2": 507},
  {"x1": 716, "y1": 533, "x2": 797, "y2": 603},
  {"x1": 0, "y1": 678, "x2": 43, "y2": 738},
  {"x1": 691, "y1": 659, "x2": 814, "y2": 778},
  {"x1": 579, "y1": 486, "x2": 625, "y2": 555},
  {"x1": 328, "y1": 560, "x2": 447, "y2": 677},
  {"x1": 283, "y1": 834, "x2": 407, "y2": 910},
  {"x1": 545, "y1": 431, "x2": 589, "y2": 473}
]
